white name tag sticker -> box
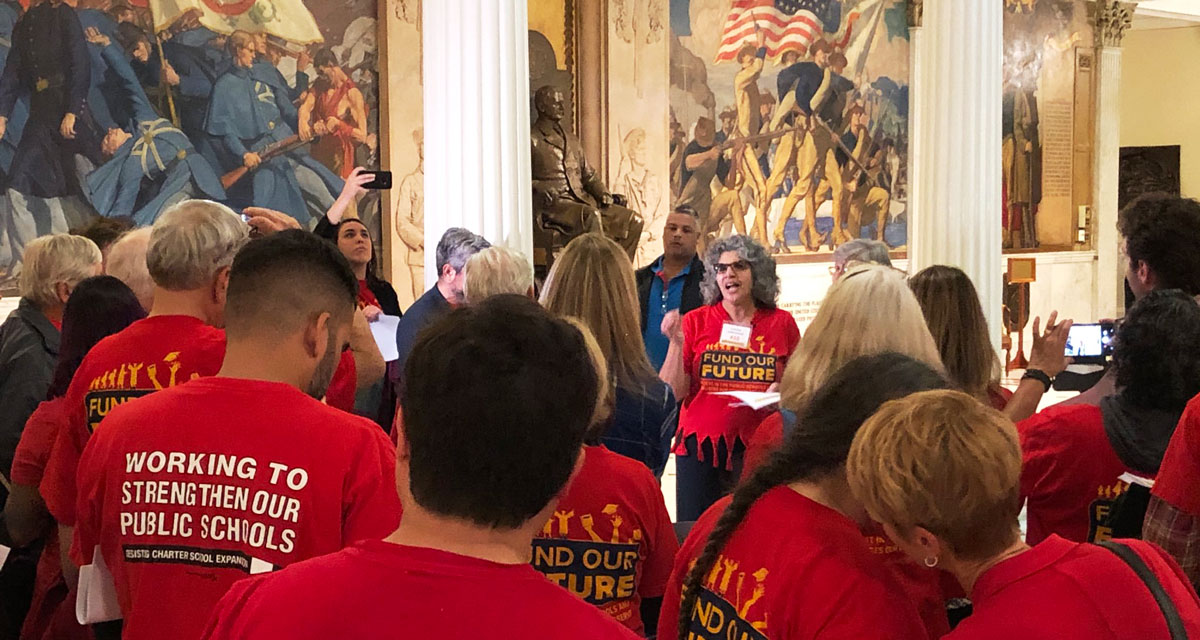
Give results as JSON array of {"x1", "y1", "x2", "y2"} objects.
[{"x1": 719, "y1": 323, "x2": 752, "y2": 349}]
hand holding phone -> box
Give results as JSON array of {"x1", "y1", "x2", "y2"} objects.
[
  {"x1": 361, "y1": 170, "x2": 392, "y2": 190},
  {"x1": 1063, "y1": 322, "x2": 1116, "y2": 364}
]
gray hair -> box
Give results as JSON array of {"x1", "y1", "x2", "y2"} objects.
[
  {"x1": 106, "y1": 228, "x2": 154, "y2": 311},
  {"x1": 701, "y1": 234, "x2": 780, "y2": 307},
  {"x1": 435, "y1": 227, "x2": 491, "y2": 274},
  {"x1": 833, "y1": 239, "x2": 891, "y2": 268},
  {"x1": 146, "y1": 200, "x2": 248, "y2": 291},
  {"x1": 464, "y1": 246, "x2": 534, "y2": 303},
  {"x1": 19, "y1": 234, "x2": 102, "y2": 308}
]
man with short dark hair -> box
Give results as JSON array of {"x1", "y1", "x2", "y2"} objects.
[
  {"x1": 1118, "y1": 193, "x2": 1200, "y2": 299},
  {"x1": 392, "y1": 226, "x2": 489, "y2": 386},
  {"x1": 636, "y1": 205, "x2": 703, "y2": 370},
  {"x1": 73, "y1": 230, "x2": 401, "y2": 640},
  {"x1": 202, "y1": 295, "x2": 638, "y2": 639}
]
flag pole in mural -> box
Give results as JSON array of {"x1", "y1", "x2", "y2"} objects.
[{"x1": 670, "y1": 0, "x2": 910, "y2": 257}]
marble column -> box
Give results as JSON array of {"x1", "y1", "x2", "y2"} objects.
[
  {"x1": 907, "y1": 0, "x2": 1004, "y2": 349},
  {"x1": 1092, "y1": 1, "x2": 1138, "y2": 318},
  {"x1": 422, "y1": 0, "x2": 534, "y2": 285}
]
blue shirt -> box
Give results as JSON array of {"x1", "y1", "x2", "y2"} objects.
[{"x1": 642, "y1": 257, "x2": 692, "y2": 370}]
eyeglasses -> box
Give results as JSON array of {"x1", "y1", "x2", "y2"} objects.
[{"x1": 714, "y1": 260, "x2": 750, "y2": 274}]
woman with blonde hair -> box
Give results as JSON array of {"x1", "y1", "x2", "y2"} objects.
[
  {"x1": 848, "y1": 390, "x2": 1200, "y2": 639},
  {"x1": 909, "y1": 265, "x2": 1070, "y2": 422},
  {"x1": 541, "y1": 233, "x2": 676, "y2": 477},
  {"x1": 744, "y1": 263, "x2": 943, "y2": 475}
]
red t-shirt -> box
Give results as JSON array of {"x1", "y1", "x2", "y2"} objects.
[
  {"x1": 1155, "y1": 395, "x2": 1200, "y2": 515},
  {"x1": 658, "y1": 487, "x2": 927, "y2": 640},
  {"x1": 947, "y1": 535, "x2": 1200, "y2": 639},
  {"x1": 357, "y1": 280, "x2": 379, "y2": 309},
  {"x1": 742, "y1": 411, "x2": 784, "y2": 480},
  {"x1": 40, "y1": 315, "x2": 227, "y2": 527},
  {"x1": 1019, "y1": 404, "x2": 1136, "y2": 544},
  {"x1": 201, "y1": 540, "x2": 640, "y2": 639},
  {"x1": 675, "y1": 304, "x2": 800, "y2": 468},
  {"x1": 987, "y1": 385, "x2": 1013, "y2": 411},
  {"x1": 532, "y1": 445, "x2": 678, "y2": 634},
  {"x1": 73, "y1": 377, "x2": 402, "y2": 640},
  {"x1": 10, "y1": 398, "x2": 91, "y2": 640},
  {"x1": 324, "y1": 349, "x2": 357, "y2": 412},
  {"x1": 862, "y1": 522, "x2": 955, "y2": 639}
]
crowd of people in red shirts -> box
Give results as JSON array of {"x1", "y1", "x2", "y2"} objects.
[{"x1": 1, "y1": 188, "x2": 1200, "y2": 640}]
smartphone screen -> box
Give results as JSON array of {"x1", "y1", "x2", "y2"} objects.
[{"x1": 1065, "y1": 322, "x2": 1116, "y2": 360}]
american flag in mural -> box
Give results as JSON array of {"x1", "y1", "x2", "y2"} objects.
[{"x1": 713, "y1": 0, "x2": 843, "y2": 63}]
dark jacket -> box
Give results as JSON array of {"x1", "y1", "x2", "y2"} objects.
[
  {"x1": 602, "y1": 381, "x2": 676, "y2": 479},
  {"x1": 0, "y1": 298, "x2": 59, "y2": 478},
  {"x1": 635, "y1": 254, "x2": 706, "y2": 332}
]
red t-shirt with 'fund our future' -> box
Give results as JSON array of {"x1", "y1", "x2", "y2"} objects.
[{"x1": 532, "y1": 445, "x2": 677, "y2": 634}]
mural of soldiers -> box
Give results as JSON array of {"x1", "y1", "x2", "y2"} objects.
[
  {"x1": 205, "y1": 30, "x2": 343, "y2": 225},
  {"x1": 677, "y1": 116, "x2": 728, "y2": 230},
  {"x1": 84, "y1": 30, "x2": 224, "y2": 224},
  {"x1": 715, "y1": 106, "x2": 735, "y2": 144},
  {"x1": 0, "y1": 0, "x2": 27, "y2": 274},
  {"x1": 770, "y1": 40, "x2": 852, "y2": 252},
  {"x1": 818, "y1": 105, "x2": 890, "y2": 243},
  {"x1": 298, "y1": 47, "x2": 368, "y2": 179},
  {"x1": 732, "y1": 31, "x2": 769, "y2": 245},
  {"x1": 0, "y1": 0, "x2": 103, "y2": 258}
]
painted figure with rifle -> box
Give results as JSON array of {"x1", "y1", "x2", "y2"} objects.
[
  {"x1": 83, "y1": 26, "x2": 225, "y2": 225},
  {"x1": 204, "y1": 29, "x2": 343, "y2": 227}
]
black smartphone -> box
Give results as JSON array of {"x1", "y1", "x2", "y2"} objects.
[
  {"x1": 1064, "y1": 321, "x2": 1117, "y2": 364},
  {"x1": 361, "y1": 170, "x2": 392, "y2": 190}
]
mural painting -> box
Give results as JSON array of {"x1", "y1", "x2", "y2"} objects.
[
  {"x1": 1002, "y1": 0, "x2": 1095, "y2": 251},
  {"x1": 0, "y1": 0, "x2": 382, "y2": 290},
  {"x1": 670, "y1": 0, "x2": 911, "y2": 258}
]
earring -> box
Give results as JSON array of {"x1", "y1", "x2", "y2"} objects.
[{"x1": 923, "y1": 556, "x2": 939, "y2": 568}]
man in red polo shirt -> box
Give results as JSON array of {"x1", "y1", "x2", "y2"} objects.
[
  {"x1": 72, "y1": 230, "x2": 401, "y2": 640},
  {"x1": 202, "y1": 296, "x2": 637, "y2": 639}
]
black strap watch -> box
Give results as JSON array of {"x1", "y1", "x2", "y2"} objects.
[{"x1": 1022, "y1": 369, "x2": 1053, "y2": 392}]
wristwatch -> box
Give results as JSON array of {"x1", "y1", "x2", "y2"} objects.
[{"x1": 1022, "y1": 369, "x2": 1053, "y2": 392}]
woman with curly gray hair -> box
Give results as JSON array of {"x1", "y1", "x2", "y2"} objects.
[{"x1": 661, "y1": 234, "x2": 799, "y2": 521}]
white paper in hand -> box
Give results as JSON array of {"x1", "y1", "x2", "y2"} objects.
[
  {"x1": 715, "y1": 391, "x2": 781, "y2": 410},
  {"x1": 370, "y1": 314, "x2": 401, "y2": 362},
  {"x1": 0, "y1": 544, "x2": 10, "y2": 570},
  {"x1": 77, "y1": 545, "x2": 122, "y2": 624}
]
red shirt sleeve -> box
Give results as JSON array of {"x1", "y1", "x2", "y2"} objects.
[
  {"x1": 742, "y1": 412, "x2": 784, "y2": 481},
  {"x1": 1155, "y1": 400, "x2": 1200, "y2": 515},
  {"x1": 199, "y1": 575, "x2": 274, "y2": 640},
  {"x1": 1017, "y1": 413, "x2": 1052, "y2": 506},
  {"x1": 40, "y1": 370, "x2": 92, "y2": 526},
  {"x1": 681, "y1": 310, "x2": 700, "y2": 400},
  {"x1": 325, "y1": 350, "x2": 357, "y2": 413},
  {"x1": 341, "y1": 427, "x2": 402, "y2": 545},
  {"x1": 10, "y1": 400, "x2": 63, "y2": 487},
  {"x1": 636, "y1": 468, "x2": 678, "y2": 599},
  {"x1": 71, "y1": 414, "x2": 113, "y2": 568}
]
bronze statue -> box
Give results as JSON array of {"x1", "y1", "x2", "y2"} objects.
[{"x1": 530, "y1": 85, "x2": 644, "y2": 259}]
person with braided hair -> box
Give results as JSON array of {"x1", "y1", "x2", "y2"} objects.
[{"x1": 658, "y1": 353, "x2": 948, "y2": 640}]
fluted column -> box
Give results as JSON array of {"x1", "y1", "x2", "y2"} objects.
[
  {"x1": 422, "y1": 0, "x2": 533, "y2": 283},
  {"x1": 1093, "y1": 1, "x2": 1137, "y2": 318},
  {"x1": 908, "y1": 0, "x2": 1004, "y2": 349}
]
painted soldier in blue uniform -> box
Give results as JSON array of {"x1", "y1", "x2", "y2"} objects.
[
  {"x1": 0, "y1": 0, "x2": 102, "y2": 199},
  {"x1": 204, "y1": 30, "x2": 342, "y2": 226},
  {"x1": 83, "y1": 30, "x2": 224, "y2": 225}
]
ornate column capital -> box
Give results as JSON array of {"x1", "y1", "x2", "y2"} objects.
[
  {"x1": 907, "y1": 0, "x2": 923, "y2": 29},
  {"x1": 1094, "y1": 0, "x2": 1138, "y2": 48}
]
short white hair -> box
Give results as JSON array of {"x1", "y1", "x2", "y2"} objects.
[
  {"x1": 19, "y1": 234, "x2": 102, "y2": 308},
  {"x1": 147, "y1": 200, "x2": 248, "y2": 290},
  {"x1": 464, "y1": 246, "x2": 534, "y2": 304},
  {"x1": 106, "y1": 228, "x2": 154, "y2": 311}
]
